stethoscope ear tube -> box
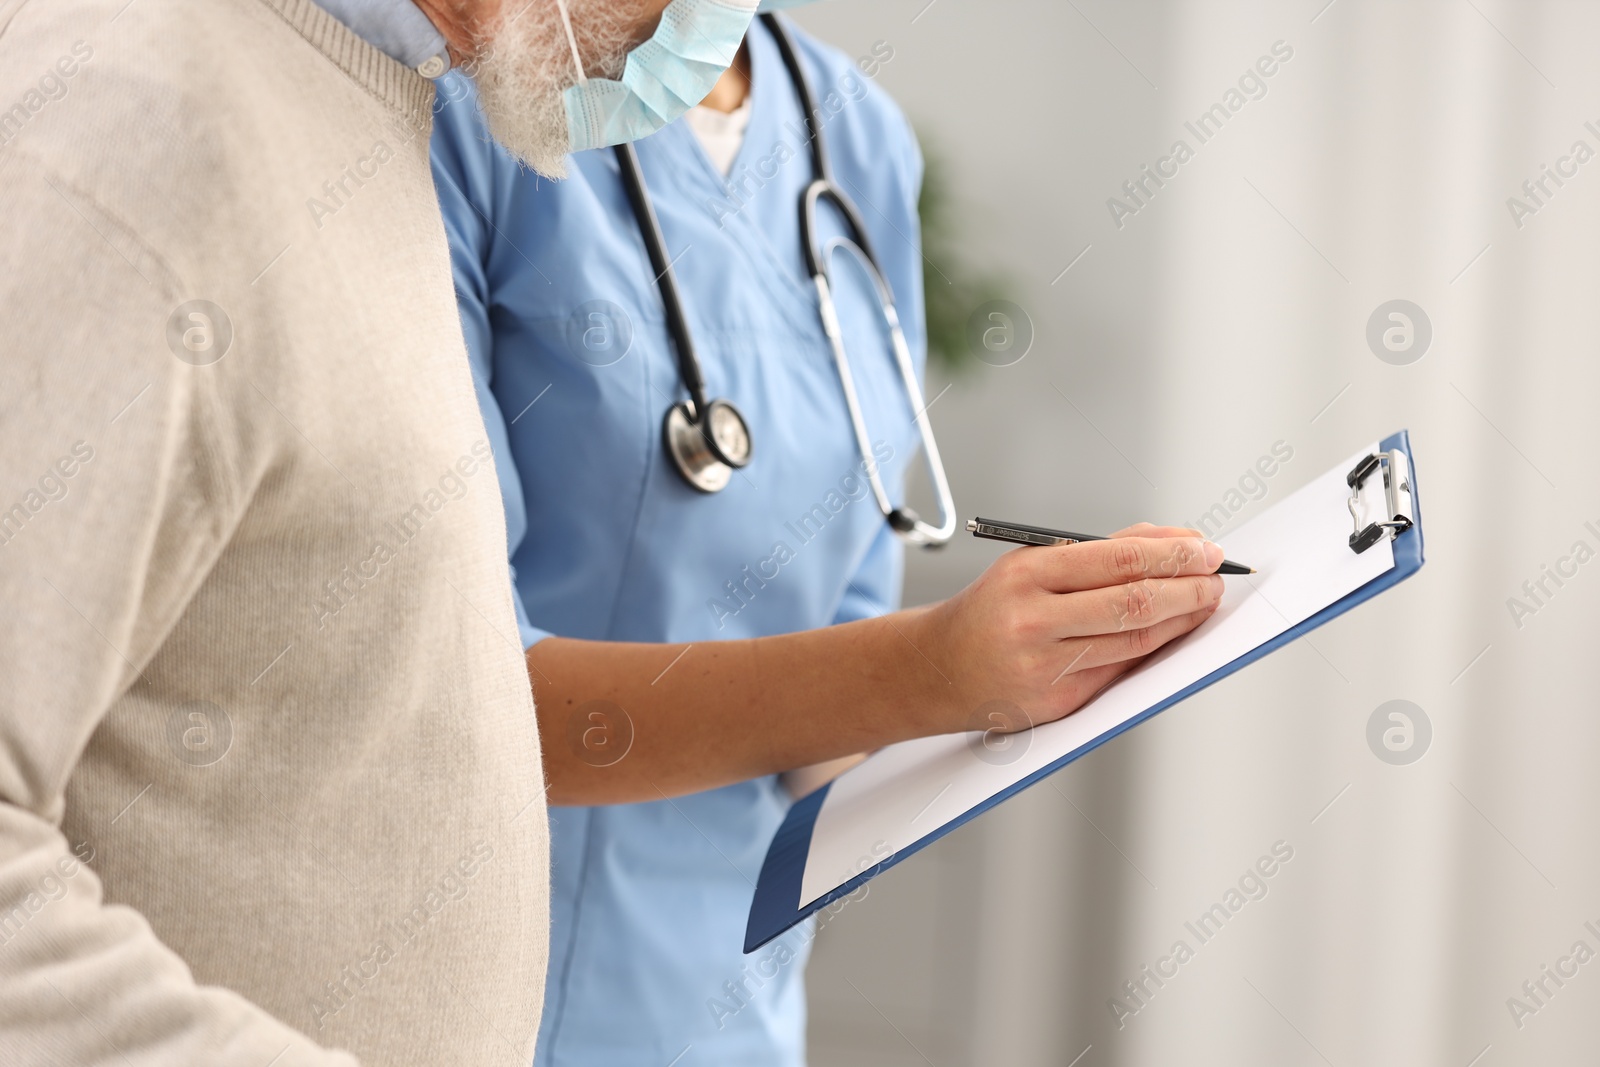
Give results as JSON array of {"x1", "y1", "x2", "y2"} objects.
[
  {"x1": 763, "y1": 12, "x2": 829, "y2": 185},
  {"x1": 800, "y1": 179, "x2": 879, "y2": 281},
  {"x1": 812, "y1": 243, "x2": 957, "y2": 547},
  {"x1": 888, "y1": 508, "x2": 920, "y2": 534},
  {"x1": 774, "y1": 0, "x2": 953, "y2": 547}
]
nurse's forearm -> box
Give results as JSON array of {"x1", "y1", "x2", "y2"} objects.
[
  {"x1": 528, "y1": 609, "x2": 951, "y2": 806},
  {"x1": 528, "y1": 528, "x2": 1230, "y2": 805}
]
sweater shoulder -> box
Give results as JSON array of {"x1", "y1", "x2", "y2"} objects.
[
  {"x1": 2, "y1": 0, "x2": 310, "y2": 169},
  {"x1": 1, "y1": 0, "x2": 431, "y2": 293}
]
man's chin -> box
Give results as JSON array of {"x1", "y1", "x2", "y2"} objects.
[
  {"x1": 479, "y1": 110, "x2": 574, "y2": 180},
  {"x1": 463, "y1": 17, "x2": 579, "y2": 178},
  {"x1": 504, "y1": 142, "x2": 573, "y2": 180},
  {"x1": 533, "y1": 157, "x2": 572, "y2": 180},
  {"x1": 461, "y1": 0, "x2": 635, "y2": 181}
]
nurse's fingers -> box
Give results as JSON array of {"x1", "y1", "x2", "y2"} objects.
[
  {"x1": 1108, "y1": 522, "x2": 1203, "y2": 539},
  {"x1": 1032, "y1": 535, "x2": 1223, "y2": 594},
  {"x1": 1048, "y1": 604, "x2": 1219, "y2": 675},
  {"x1": 1043, "y1": 575, "x2": 1224, "y2": 640}
]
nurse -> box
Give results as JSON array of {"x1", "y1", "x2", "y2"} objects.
[{"x1": 432, "y1": 7, "x2": 1225, "y2": 1064}]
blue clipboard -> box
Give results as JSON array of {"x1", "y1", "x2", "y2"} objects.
[{"x1": 746, "y1": 430, "x2": 1425, "y2": 952}]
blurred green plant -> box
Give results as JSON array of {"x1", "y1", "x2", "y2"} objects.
[{"x1": 916, "y1": 131, "x2": 1012, "y2": 373}]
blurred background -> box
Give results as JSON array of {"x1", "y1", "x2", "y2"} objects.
[{"x1": 787, "y1": 0, "x2": 1600, "y2": 1064}]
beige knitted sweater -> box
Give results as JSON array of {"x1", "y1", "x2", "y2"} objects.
[{"x1": 0, "y1": 1, "x2": 548, "y2": 1064}]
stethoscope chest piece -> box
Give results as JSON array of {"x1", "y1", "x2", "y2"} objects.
[{"x1": 662, "y1": 398, "x2": 752, "y2": 493}]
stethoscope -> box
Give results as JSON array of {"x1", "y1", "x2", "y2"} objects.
[{"x1": 610, "y1": 12, "x2": 957, "y2": 547}]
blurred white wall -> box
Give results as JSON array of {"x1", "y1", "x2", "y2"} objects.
[{"x1": 790, "y1": 1, "x2": 1600, "y2": 1063}]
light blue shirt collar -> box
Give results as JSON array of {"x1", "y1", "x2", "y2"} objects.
[{"x1": 314, "y1": 0, "x2": 451, "y2": 77}]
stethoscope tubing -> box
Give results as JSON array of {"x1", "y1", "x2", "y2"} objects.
[
  {"x1": 614, "y1": 12, "x2": 957, "y2": 544},
  {"x1": 613, "y1": 140, "x2": 710, "y2": 421}
]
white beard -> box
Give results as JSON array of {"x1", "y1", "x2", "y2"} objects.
[{"x1": 466, "y1": 0, "x2": 635, "y2": 179}]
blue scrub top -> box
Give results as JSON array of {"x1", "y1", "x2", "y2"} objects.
[{"x1": 431, "y1": 19, "x2": 927, "y2": 1067}]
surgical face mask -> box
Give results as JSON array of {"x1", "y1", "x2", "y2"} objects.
[
  {"x1": 554, "y1": 0, "x2": 760, "y2": 155},
  {"x1": 469, "y1": 0, "x2": 808, "y2": 179}
]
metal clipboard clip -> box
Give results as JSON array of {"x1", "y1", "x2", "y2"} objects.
[{"x1": 1346, "y1": 449, "x2": 1414, "y2": 554}]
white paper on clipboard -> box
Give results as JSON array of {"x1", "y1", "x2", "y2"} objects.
[{"x1": 797, "y1": 442, "x2": 1397, "y2": 908}]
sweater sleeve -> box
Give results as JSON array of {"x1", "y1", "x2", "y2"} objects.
[
  {"x1": 431, "y1": 80, "x2": 551, "y2": 651},
  {"x1": 0, "y1": 151, "x2": 361, "y2": 1065}
]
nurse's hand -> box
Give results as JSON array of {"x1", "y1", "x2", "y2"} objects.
[
  {"x1": 529, "y1": 524, "x2": 1228, "y2": 805},
  {"x1": 908, "y1": 524, "x2": 1226, "y2": 733}
]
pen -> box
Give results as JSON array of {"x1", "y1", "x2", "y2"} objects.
[{"x1": 966, "y1": 517, "x2": 1256, "y2": 574}]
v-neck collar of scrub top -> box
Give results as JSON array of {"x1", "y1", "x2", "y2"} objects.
[{"x1": 635, "y1": 17, "x2": 836, "y2": 342}]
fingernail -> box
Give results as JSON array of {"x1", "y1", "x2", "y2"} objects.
[{"x1": 1203, "y1": 541, "x2": 1225, "y2": 569}]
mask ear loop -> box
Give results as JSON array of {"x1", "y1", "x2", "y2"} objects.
[{"x1": 552, "y1": 0, "x2": 588, "y2": 83}]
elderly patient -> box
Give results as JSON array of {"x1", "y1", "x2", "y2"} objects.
[{"x1": 0, "y1": 0, "x2": 757, "y2": 1064}]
